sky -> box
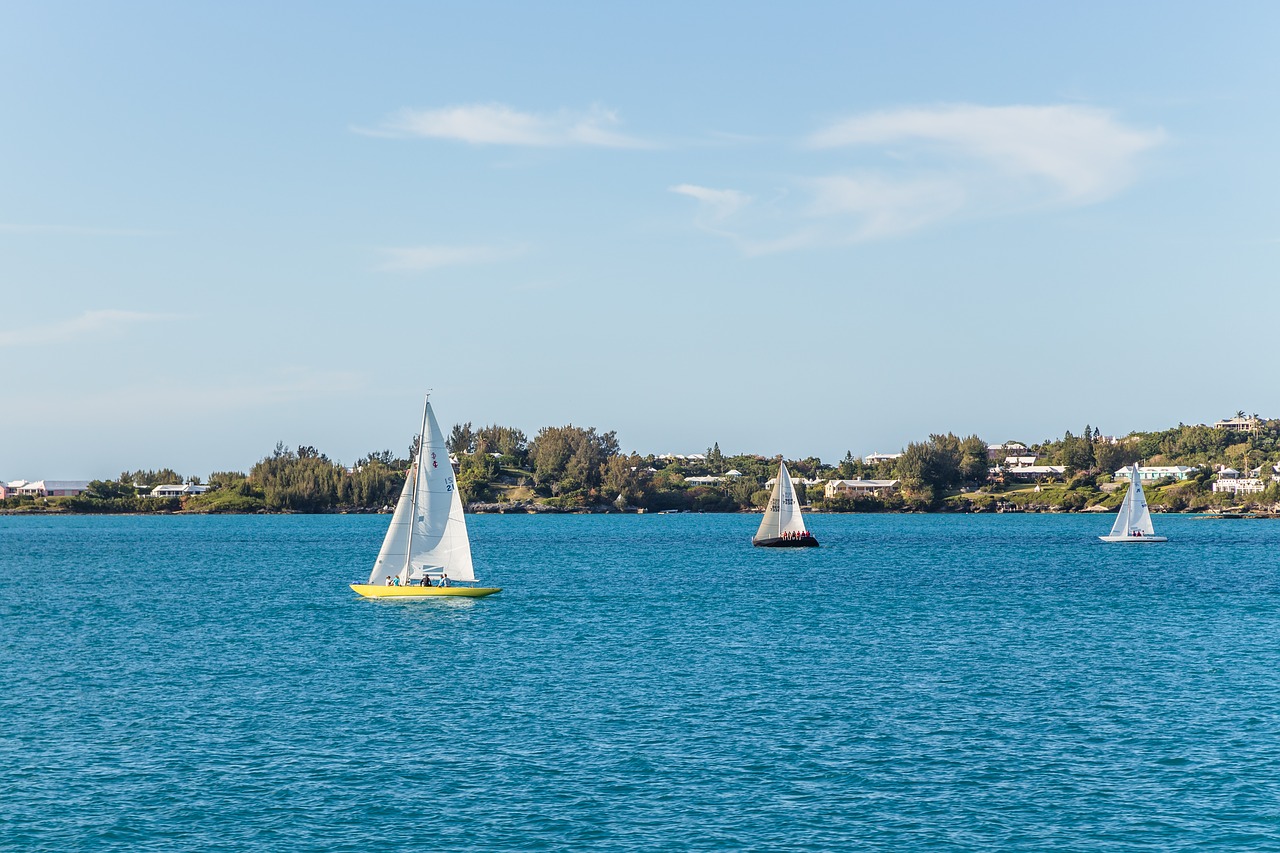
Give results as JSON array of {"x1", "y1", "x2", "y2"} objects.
[{"x1": 2, "y1": 1, "x2": 1277, "y2": 479}]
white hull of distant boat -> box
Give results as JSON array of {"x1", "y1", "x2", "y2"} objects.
[{"x1": 1100, "y1": 463, "x2": 1166, "y2": 544}]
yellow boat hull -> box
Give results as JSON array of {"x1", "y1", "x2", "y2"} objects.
[{"x1": 350, "y1": 584, "x2": 502, "y2": 599}]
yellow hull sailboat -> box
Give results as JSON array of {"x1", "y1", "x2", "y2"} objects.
[
  {"x1": 350, "y1": 583, "x2": 501, "y2": 598},
  {"x1": 352, "y1": 394, "x2": 501, "y2": 600}
]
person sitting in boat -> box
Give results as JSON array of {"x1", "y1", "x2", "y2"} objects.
[
  {"x1": 384, "y1": 575, "x2": 393, "y2": 586},
  {"x1": 420, "y1": 575, "x2": 431, "y2": 587},
  {"x1": 438, "y1": 573, "x2": 449, "y2": 588}
]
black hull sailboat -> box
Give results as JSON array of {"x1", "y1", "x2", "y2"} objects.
[
  {"x1": 752, "y1": 535, "x2": 819, "y2": 548},
  {"x1": 751, "y1": 461, "x2": 819, "y2": 548}
]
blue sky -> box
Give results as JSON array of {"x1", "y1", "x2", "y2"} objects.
[{"x1": 2, "y1": 1, "x2": 1277, "y2": 479}]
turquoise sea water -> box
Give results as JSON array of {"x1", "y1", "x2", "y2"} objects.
[{"x1": 3, "y1": 512, "x2": 1280, "y2": 850}]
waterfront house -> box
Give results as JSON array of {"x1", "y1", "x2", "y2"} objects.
[
  {"x1": 150, "y1": 484, "x2": 210, "y2": 498},
  {"x1": 684, "y1": 475, "x2": 725, "y2": 486},
  {"x1": 1213, "y1": 476, "x2": 1265, "y2": 495},
  {"x1": 15, "y1": 480, "x2": 90, "y2": 497},
  {"x1": 1113, "y1": 466, "x2": 1197, "y2": 482},
  {"x1": 825, "y1": 479, "x2": 900, "y2": 498},
  {"x1": 1004, "y1": 455, "x2": 1039, "y2": 469},
  {"x1": 987, "y1": 442, "x2": 1028, "y2": 460}
]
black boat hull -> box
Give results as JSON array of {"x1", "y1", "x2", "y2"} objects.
[{"x1": 752, "y1": 536, "x2": 819, "y2": 548}]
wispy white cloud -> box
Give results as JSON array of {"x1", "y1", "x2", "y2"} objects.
[
  {"x1": 670, "y1": 184, "x2": 752, "y2": 221},
  {"x1": 361, "y1": 102, "x2": 650, "y2": 148},
  {"x1": 674, "y1": 103, "x2": 1165, "y2": 254},
  {"x1": 808, "y1": 104, "x2": 1165, "y2": 203},
  {"x1": 375, "y1": 244, "x2": 526, "y2": 273},
  {"x1": 802, "y1": 175, "x2": 967, "y2": 242},
  {"x1": 0, "y1": 309, "x2": 176, "y2": 347}
]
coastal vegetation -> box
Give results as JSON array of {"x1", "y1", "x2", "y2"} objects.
[{"x1": 6, "y1": 416, "x2": 1280, "y2": 516}]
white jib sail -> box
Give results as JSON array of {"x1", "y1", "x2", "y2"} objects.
[
  {"x1": 368, "y1": 398, "x2": 476, "y2": 583},
  {"x1": 1109, "y1": 464, "x2": 1155, "y2": 537},
  {"x1": 755, "y1": 462, "x2": 808, "y2": 540},
  {"x1": 368, "y1": 474, "x2": 414, "y2": 584}
]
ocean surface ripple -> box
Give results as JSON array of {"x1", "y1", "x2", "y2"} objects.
[{"x1": 3, "y1": 512, "x2": 1280, "y2": 850}]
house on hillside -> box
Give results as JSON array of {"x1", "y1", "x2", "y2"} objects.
[
  {"x1": 863, "y1": 452, "x2": 902, "y2": 465},
  {"x1": 1214, "y1": 416, "x2": 1262, "y2": 433},
  {"x1": 987, "y1": 442, "x2": 1028, "y2": 460},
  {"x1": 1113, "y1": 466, "x2": 1197, "y2": 482},
  {"x1": 1004, "y1": 466, "x2": 1066, "y2": 481},
  {"x1": 825, "y1": 479, "x2": 899, "y2": 498}
]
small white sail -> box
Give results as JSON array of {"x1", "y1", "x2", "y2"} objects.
[
  {"x1": 755, "y1": 462, "x2": 808, "y2": 541},
  {"x1": 367, "y1": 398, "x2": 475, "y2": 584},
  {"x1": 368, "y1": 473, "x2": 414, "y2": 584},
  {"x1": 1109, "y1": 464, "x2": 1156, "y2": 538}
]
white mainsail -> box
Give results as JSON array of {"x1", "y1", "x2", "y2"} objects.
[
  {"x1": 367, "y1": 398, "x2": 475, "y2": 584},
  {"x1": 754, "y1": 462, "x2": 808, "y2": 541},
  {"x1": 1108, "y1": 463, "x2": 1156, "y2": 538}
]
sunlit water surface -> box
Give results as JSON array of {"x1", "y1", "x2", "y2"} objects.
[{"x1": 3, "y1": 513, "x2": 1280, "y2": 850}]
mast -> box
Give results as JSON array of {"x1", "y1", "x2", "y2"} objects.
[{"x1": 402, "y1": 394, "x2": 431, "y2": 581}]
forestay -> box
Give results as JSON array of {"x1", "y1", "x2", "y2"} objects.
[
  {"x1": 755, "y1": 462, "x2": 809, "y2": 541},
  {"x1": 1109, "y1": 464, "x2": 1155, "y2": 538},
  {"x1": 367, "y1": 400, "x2": 475, "y2": 584}
]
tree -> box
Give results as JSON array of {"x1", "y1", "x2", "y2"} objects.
[
  {"x1": 528, "y1": 425, "x2": 620, "y2": 495},
  {"x1": 897, "y1": 434, "x2": 963, "y2": 498},
  {"x1": 706, "y1": 442, "x2": 724, "y2": 472},
  {"x1": 447, "y1": 422, "x2": 475, "y2": 455},
  {"x1": 1061, "y1": 429, "x2": 1095, "y2": 473},
  {"x1": 958, "y1": 435, "x2": 989, "y2": 483}
]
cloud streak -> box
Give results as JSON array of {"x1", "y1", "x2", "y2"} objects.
[
  {"x1": 674, "y1": 103, "x2": 1165, "y2": 254},
  {"x1": 363, "y1": 103, "x2": 649, "y2": 148},
  {"x1": 0, "y1": 309, "x2": 175, "y2": 347},
  {"x1": 376, "y1": 243, "x2": 525, "y2": 273},
  {"x1": 808, "y1": 104, "x2": 1165, "y2": 203}
]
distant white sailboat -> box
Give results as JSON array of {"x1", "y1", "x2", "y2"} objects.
[
  {"x1": 1099, "y1": 463, "x2": 1167, "y2": 543},
  {"x1": 752, "y1": 462, "x2": 818, "y2": 547},
  {"x1": 350, "y1": 396, "x2": 501, "y2": 598}
]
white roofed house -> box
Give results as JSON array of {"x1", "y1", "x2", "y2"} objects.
[
  {"x1": 863, "y1": 452, "x2": 902, "y2": 465},
  {"x1": 14, "y1": 480, "x2": 91, "y2": 497},
  {"x1": 1003, "y1": 466, "x2": 1066, "y2": 481},
  {"x1": 1211, "y1": 466, "x2": 1265, "y2": 495},
  {"x1": 150, "y1": 484, "x2": 210, "y2": 498},
  {"x1": 1114, "y1": 466, "x2": 1197, "y2": 482}
]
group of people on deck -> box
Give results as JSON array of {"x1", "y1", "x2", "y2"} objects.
[
  {"x1": 780, "y1": 530, "x2": 810, "y2": 541},
  {"x1": 382, "y1": 573, "x2": 449, "y2": 587}
]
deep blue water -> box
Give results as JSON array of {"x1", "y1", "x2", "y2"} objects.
[{"x1": 3, "y1": 512, "x2": 1280, "y2": 851}]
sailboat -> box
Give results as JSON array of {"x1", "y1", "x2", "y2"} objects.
[
  {"x1": 752, "y1": 461, "x2": 818, "y2": 547},
  {"x1": 1099, "y1": 463, "x2": 1167, "y2": 543},
  {"x1": 350, "y1": 396, "x2": 502, "y2": 598}
]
